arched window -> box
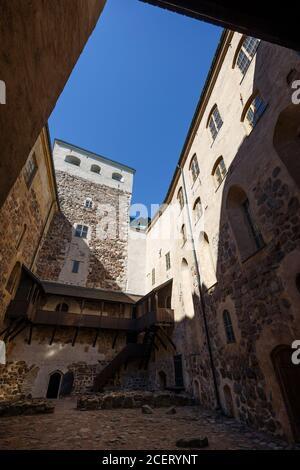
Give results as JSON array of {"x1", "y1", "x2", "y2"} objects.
[
  {"x1": 189, "y1": 154, "x2": 200, "y2": 183},
  {"x1": 84, "y1": 198, "x2": 93, "y2": 209},
  {"x1": 177, "y1": 187, "x2": 184, "y2": 211},
  {"x1": 273, "y1": 104, "x2": 300, "y2": 188},
  {"x1": 24, "y1": 153, "x2": 38, "y2": 188},
  {"x1": 193, "y1": 198, "x2": 202, "y2": 224},
  {"x1": 65, "y1": 155, "x2": 81, "y2": 166},
  {"x1": 242, "y1": 92, "x2": 267, "y2": 129},
  {"x1": 223, "y1": 310, "x2": 236, "y2": 344},
  {"x1": 181, "y1": 224, "x2": 187, "y2": 246},
  {"x1": 199, "y1": 232, "x2": 217, "y2": 288},
  {"x1": 212, "y1": 157, "x2": 227, "y2": 188},
  {"x1": 227, "y1": 185, "x2": 264, "y2": 261},
  {"x1": 90, "y1": 164, "x2": 100, "y2": 174},
  {"x1": 55, "y1": 303, "x2": 69, "y2": 312},
  {"x1": 233, "y1": 36, "x2": 260, "y2": 76},
  {"x1": 112, "y1": 172, "x2": 123, "y2": 182},
  {"x1": 6, "y1": 262, "x2": 22, "y2": 295},
  {"x1": 207, "y1": 105, "x2": 223, "y2": 141}
]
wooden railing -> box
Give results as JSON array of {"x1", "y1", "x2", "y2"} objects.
[{"x1": 5, "y1": 300, "x2": 174, "y2": 332}]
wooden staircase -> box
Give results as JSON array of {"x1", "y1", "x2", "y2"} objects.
[{"x1": 93, "y1": 343, "x2": 146, "y2": 392}]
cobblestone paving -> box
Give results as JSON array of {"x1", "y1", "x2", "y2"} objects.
[{"x1": 0, "y1": 398, "x2": 299, "y2": 450}]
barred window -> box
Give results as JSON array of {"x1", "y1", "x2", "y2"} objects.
[
  {"x1": 245, "y1": 94, "x2": 267, "y2": 128},
  {"x1": 72, "y1": 260, "x2": 80, "y2": 274},
  {"x1": 84, "y1": 198, "x2": 93, "y2": 209},
  {"x1": 189, "y1": 154, "x2": 200, "y2": 183},
  {"x1": 165, "y1": 252, "x2": 171, "y2": 271},
  {"x1": 208, "y1": 106, "x2": 223, "y2": 141},
  {"x1": 212, "y1": 157, "x2": 227, "y2": 187},
  {"x1": 24, "y1": 153, "x2": 38, "y2": 188},
  {"x1": 223, "y1": 310, "x2": 236, "y2": 344},
  {"x1": 75, "y1": 224, "x2": 88, "y2": 239},
  {"x1": 235, "y1": 36, "x2": 260, "y2": 76}
]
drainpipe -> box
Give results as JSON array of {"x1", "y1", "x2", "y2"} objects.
[{"x1": 178, "y1": 165, "x2": 221, "y2": 410}]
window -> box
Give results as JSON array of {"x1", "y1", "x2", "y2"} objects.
[
  {"x1": 152, "y1": 268, "x2": 155, "y2": 286},
  {"x1": 65, "y1": 155, "x2": 81, "y2": 166},
  {"x1": 165, "y1": 252, "x2": 171, "y2": 271},
  {"x1": 207, "y1": 105, "x2": 223, "y2": 141},
  {"x1": 243, "y1": 93, "x2": 267, "y2": 129},
  {"x1": 75, "y1": 224, "x2": 88, "y2": 239},
  {"x1": 193, "y1": 198, "x2": 202, "y2": 224},
  {"x1": 189, "y1": 154, "x2": 200, "y2": 183},
  {"x1": 223, "y1": 310, "x2": 236, "y2": 344},
  {"x1": 227, "y1": 185, "x2": 265, "y2": 261},
  {"x1": 212, "y1": 157, "x2": 227, "y2": 187},
  {"x1": 55, "y1": 303, "x2": 69, "y2": 312},
  {"x1": 242, "y1": 198, "x2": 265, "y2": 250},
  {"x1": 24, "y1": 153, "x2": 38, "y2": 188},
  {"x1": 177, "y1": 187, "x2": 184, "y2": 211},
  {"x1": 84, "y1": 198, "x2": 93, "y2": 209},
  {"x1": 112, "y1": 172, "x2": 123, "y2": 182},
  {"x1": 72, "y1": 260, "x2": 80, "y2": 274},
  {"x1": 181, "y1": 224, "x2": 187, "y2": 246},
  {"x1": 90, "y1": 164, "x2": 101, "y2": 174},
  {"x1": 234, "y1": 36, "x2": 260, "y2": 76}
]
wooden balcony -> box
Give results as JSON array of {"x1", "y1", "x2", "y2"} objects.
[{"x1": 5, "y1": 299, "x2": 174, "y2": 332}]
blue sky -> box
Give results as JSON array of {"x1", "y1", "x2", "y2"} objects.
[{"x1": 49, "y1": 0, "x2": 222, "y2": 218}]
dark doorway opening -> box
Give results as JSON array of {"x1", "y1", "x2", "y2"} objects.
[
  {"x1": 60, "y1": 371, "x2": 74, "y2": 397},
  {"x1": 272, "y1": 345, "x2": 300, "y2": 441},
  {"x1": 158, "y1": 370, "x2": 167, "y2": 390},
  {"x1": 46, "y1": 371, "x2": 62, "y2": 399},
  {"x1": 174, "y1": 354, "x2": 184, "y2": 388}
]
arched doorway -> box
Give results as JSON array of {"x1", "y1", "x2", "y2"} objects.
[
  {"x1": 46, "y1": 371, "x2": 62, "y2": 399},
  {"x1": 223, "y1": 384, "x2": 234, "y2": 417},
  {"x1": 272, "y1": 345, "x2": 300, "y2": 441},
  {"x1": 60, "y1": 371, "x2": 74, "y2": 397},
  {"x1": 158, "y1": 371, "x2": 167, "y2": 390}
]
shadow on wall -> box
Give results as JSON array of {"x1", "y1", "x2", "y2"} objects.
[
  {"x1": 195, "y1": 41, "x2": 300, "y2": 439},
  {"x1": 35, "y1": 211, "x2": 124, "y2": 291}
]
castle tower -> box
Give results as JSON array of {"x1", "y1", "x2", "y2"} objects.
[{"x1": 36, "y1": 139, "x2": 135, "y2": 291}]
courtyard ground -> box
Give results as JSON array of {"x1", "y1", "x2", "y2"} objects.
[{"x1": 0, "y1": 398, "x2": 298, "y2": 450}]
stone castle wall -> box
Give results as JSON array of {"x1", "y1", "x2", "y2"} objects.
[{"x1": 36, "y1": 171, "x2": 131, "y2": 291}]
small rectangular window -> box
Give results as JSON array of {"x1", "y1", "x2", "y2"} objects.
[
  {"x1": 165, "y1": 252, "x2": 171, "y2": 271},
  {"x1": 24, "y1": 153, "x2": 38, "y2": 188},
  {"x1": 152, "y1": 268, "x2": 155, "y2": 286},
  {"x1": 75, "y1": 224, "x2": 88, "y2": 238},
  {"x1": 72, "y1": 260, "x2": 80, "y2": 273}
]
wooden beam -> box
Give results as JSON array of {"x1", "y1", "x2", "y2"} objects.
[
  {"x1": 4, "y1": 319, "x2": 24, "y2": 341},
  {"x1": 72, "y1": 327, "x2": 79, "y2": 347},
  {"x1": 159, "y1": 326, "x2": 176, "y2": 351},
  {"x1": 49, "y1": 325, "x2": 57, "y2": 345},
  {"x1": 93, "y1": 328, "x2": 100, "y2": 347},
  {"x1": 112, "y1": 332, "x2": 119, "y2": 349},
  {"x1": 0, "y1": 320, "x2": 13, "y2": 338},
  {"x1": 155, "y1": 331, "x2": 168, "y2": 350},
  {"x1": 9, "y1": 323, "x2": 28, "y2": 342},
  {"x1": 27, "y1": 323, "x2": 33, "y2": 345}
]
